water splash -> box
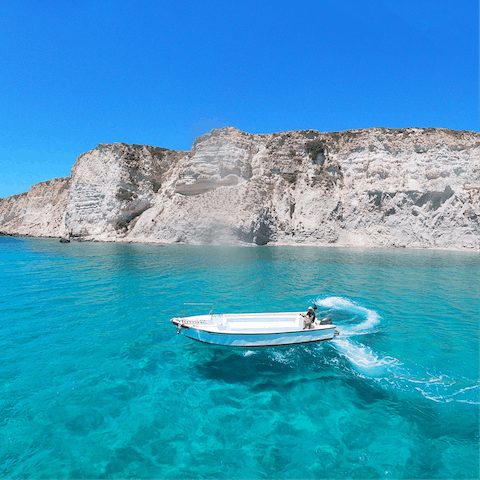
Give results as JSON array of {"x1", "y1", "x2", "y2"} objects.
[
  {"x1": 314, "y1": 296, "x2": 381, "y2": 336},
  {"x1": 394, "y1": 373, "x2": 480, "y2": 405},
  {"x1": 236, "y1": 296, "x2": 478, "y2": 405},
  {"x1": 312, "y1": 296, "x2": 480, "y2": 405},
  {"x1": 313, "y1": 296, "x2": 396, "y2": 375},
  {"x1": 321, "y1": 296, "x2": 404, "y2": 378},
  {"x1": 333, "y1": 338, "x2": 402, "y2": 377}
]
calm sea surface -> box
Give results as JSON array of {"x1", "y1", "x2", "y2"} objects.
[{"x1": 0, "y1": 237, "x2": 478, "y2": 479}]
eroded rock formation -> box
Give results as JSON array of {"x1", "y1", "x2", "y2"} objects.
[
  {"x1": 1, "y1": 127, "x2": 479, "y2": 250},
  {"x1": 0, "y1": 177, "x2": 71, "y2": 237}
]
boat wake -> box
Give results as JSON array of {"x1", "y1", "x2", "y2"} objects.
[
  {"x1": 314, "y1": 296, "x2": 402, "y2": 376},
  {"x1": 298, "y1": 296, "x2": 479, "y2": 405},
  {"x1": 313, "y1": 296, "x2": 479, "y2": 405},
  {"x1": 314, "y1": 296, "x2": 381, "y2": 337},
  {"x1": 333, "y1": 337, "x2": 401, "y2": 377}
]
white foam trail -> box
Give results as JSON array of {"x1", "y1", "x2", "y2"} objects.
[
  {"x1": 312, "y1": 296, "x2": 404, "y2": 380},
  {"x1": 334, "y1": 341, "x2": 479, "y2": 405},
  {"x1": 240, "y1": 297, "x2": 479, "y2": 405},
  {"x1": 270, "y1": 351, "x2": 291, "y2": 364},
  {"x1": 314, "y1": 297, "x2": 479, "y2": 405},
  {"x1": 334, "y1": 339, "x2": 479, "y2": 404},
  {"x1": 403, "y1": 376, "x2": 480, "y2": 404},
  {"x1": 314, "y1": 297, "x2": 388, "y2": 374},
  {"x1": 452, "y1": 385, "x2": 480, "y2": 405},
  {"x1": 314, "y1": 296, "x2": 381, "y2": 335},
  {"x1": 334, "y1": 338, "x2": 402, "y2": 377},
  {"x1": 453, "y1": 385, "x2": 480, "y2": 395}
]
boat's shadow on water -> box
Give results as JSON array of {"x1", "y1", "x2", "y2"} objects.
[
  {"x1": 189, "y1": 341, "x2": 416, "y2": 412},
  {"x1": 184, "y1": 340, "x2": 466, "y2": 441},
  {"x1": 191, "y1": 342, "x2": 345, "y2": 392}
]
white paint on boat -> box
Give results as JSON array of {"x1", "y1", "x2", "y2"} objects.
[{"x1": 171, "y1": 311, "x2": 337, "y2": 347}]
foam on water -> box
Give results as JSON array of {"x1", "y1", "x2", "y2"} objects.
[
  {"x1": 392, "y1": 371, "x2": 480, "y2": 405},
  {"x1": 311, "y1": 296, "x2": 480, "y2": 405},
  {"x1": 1, "y1": 239, "x2": 478, "y2": 479},
  {"x1": 314, "y1": 295, "x2": 381, "y2": 335},
  {"x1": 240, "y1": 295, "x2": 479, "y2": 406},
  {"x1": 333, "y1": 338, "x2": 402, "y2": 376}
]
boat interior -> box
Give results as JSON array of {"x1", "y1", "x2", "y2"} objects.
[{"x1": 174, "y1": 312, "x2": 335, "y2": 334}]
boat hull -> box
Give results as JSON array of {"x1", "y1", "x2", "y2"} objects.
[{"x1": 180, "y1": 325, "x2": 336, "y2": 347}]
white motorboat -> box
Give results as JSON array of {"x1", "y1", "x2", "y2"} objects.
[{"x1": 171, "y1": 303, "x2": 338, "y2": 347}]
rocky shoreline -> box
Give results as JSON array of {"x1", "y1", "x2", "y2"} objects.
[
  {"x1": 1, "y1": 127, "x2": 479, "y2": 251},
  {"x1": 1, "y1": 233, "x2": 475, "y2": 253}
]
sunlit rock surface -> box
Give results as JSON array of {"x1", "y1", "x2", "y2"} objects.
[
  {"x1": 1, "y1": 127, "x2": 479, "y2": 250},
  {"x1": 64, "y1": 143, "x2": 187, "y2": 239},
  {"x1": 0, "y1": 177, "x2": 71, "y2": 237}
]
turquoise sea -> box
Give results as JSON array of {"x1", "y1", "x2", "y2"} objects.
[{"x1": 0, "y1": 237, "x2": 478, "y2": 479}]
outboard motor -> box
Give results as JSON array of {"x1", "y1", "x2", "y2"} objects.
[{"x1": 320, "y1": 317, "x2": 332, "y2": 325}]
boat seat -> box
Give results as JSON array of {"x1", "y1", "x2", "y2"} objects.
[
  {"x1": 224, "y1": 321, "x2": 300, "y2": 332},
  {"x1": 223, "y1": 315, "x2": 299, "y2": 323}
]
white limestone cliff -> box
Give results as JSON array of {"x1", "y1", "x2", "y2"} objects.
[
  {"x1": 0, "y1": 177, "x2": 71, "y2": 237},
  {"x1": 1, "y1": 127, "x2": 479, "y2": 250},
  {"x1": 64, "y1": 143, "x2": 187, "y2": 239}
]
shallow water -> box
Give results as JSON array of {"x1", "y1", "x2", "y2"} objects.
[{"x1": 0, "y1": 238, "x2": 478, "y2": 479}]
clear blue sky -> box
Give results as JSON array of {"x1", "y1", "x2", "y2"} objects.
[{"x1": 0, "y1": 0, "x2": 478, "y2": 198}]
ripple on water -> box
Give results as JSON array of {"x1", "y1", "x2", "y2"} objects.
[{"x1": 0, "y1": 239, "x2": 478, "y2": 478}]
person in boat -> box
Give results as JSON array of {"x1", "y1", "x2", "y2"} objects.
[{"x1": 303, "y1": 306, "x2": 316, "y2": 329}]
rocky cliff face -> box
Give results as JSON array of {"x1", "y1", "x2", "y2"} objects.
[
  {"x1": 0, "y1": 177, "x2": 71, "y2": 237},
  {"x1": 1, "y1": 127, "x2": 479, "y2": 250},
  {"x1": 64, "y1": 143, "x2": 187, "y2": 238}
]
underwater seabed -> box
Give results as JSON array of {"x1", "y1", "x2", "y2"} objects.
[
  {"x1": 166, "y1": 295, "x2": 479, "y2": 478},
  {"x1": 0, "y1": 238, "x2": 478, "y2": 478}
]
